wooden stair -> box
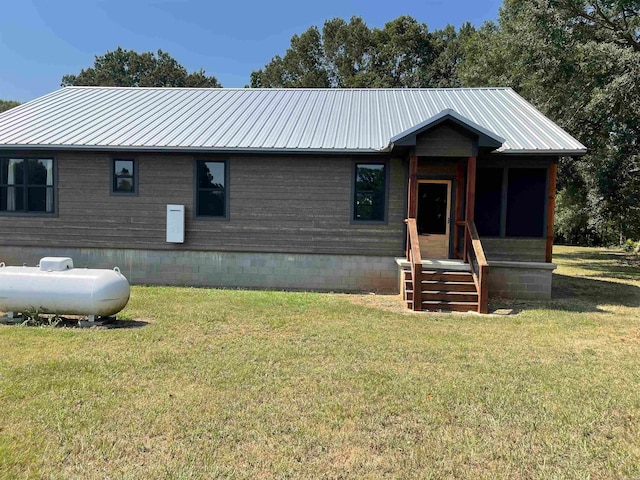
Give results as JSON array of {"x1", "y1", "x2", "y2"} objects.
[{"x1": 404, "y1": 269, "x2": 478, "y2": 312}]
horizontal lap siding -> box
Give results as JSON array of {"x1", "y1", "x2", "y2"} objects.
[
  {"x1": 0, "y1": 152, "x2": 406, "y2": 257},
  {"x1": 481, "y1": 238, "x2": 547, "y2": 262}
]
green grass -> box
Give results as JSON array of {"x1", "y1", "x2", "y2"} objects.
[{"x1": 1, "y1": 245, "x2": 639, "y2": 479}]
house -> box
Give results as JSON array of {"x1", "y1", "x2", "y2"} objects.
[{"x1": 0, "y1": 87, "x2": 586, "y2": 313}]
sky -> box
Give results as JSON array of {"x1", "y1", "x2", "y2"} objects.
[{"x1": 0, "y1": 0, "x2": 502, "y2": 102}]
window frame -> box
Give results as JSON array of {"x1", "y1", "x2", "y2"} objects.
[
  {"x1": 0, "y1": 156, "x2": 56, "y2": 217},
  {"x1": 110, "y1": 158, "x2": 138, "y2": 196},
  {"x1": 351, "y1": 160, "x2": 389, "y2": 225},
  {"x1": 194, "y1": 159, "x2": 230, "y2": 220}
]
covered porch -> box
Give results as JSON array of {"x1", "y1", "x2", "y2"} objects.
[{"x1": 394, "y1": 110, "x2": 558, "y2": 313}]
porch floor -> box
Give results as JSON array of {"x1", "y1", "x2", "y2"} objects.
[{"x1": 395, "y1": 258, "x2": 471, "y2": 271}]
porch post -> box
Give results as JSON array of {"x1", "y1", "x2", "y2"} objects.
[
  {"x1": 408, "y1": 155, "x2": 418, "y2": 218},
  {"x1": 406, "y1": 155, "x2": 419, "y2": 260},
  {"x1": 454, "y1": 161, "x2": 465, "y2": 259},
  {"x1": 546, "y1": 163, "x2": 557, "y2": 263},
  {"x1": 464, "y1": 156, "x2": 476, "y2": 259}
]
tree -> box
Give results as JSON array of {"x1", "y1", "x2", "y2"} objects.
[
  {"x1": 459, "y1": 0, "x2": 640, "y2": 244},
  {"x1": 250, "y1": 16, "x2": 473, "y2": 88},
  {"x1": 0, "y1": 100, "x2": 20, "y2": 113},
  {"x1": 61, "y1": 47, "x2": 221, "y2": 88}
]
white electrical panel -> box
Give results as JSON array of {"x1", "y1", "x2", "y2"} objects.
[{"x1": 166, "y1": 205, "x2": 185, "y2": 243}]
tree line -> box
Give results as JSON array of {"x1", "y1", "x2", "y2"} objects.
[{"x1": 1, "y1": 0, "x2": 637, "y2": 245}]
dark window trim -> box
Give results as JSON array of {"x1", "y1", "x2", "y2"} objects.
[
  {"x1": 350, "y1": 159, "x2": 390, "y2": 225},
  {"x1": 110, "y1": 158, "x2": 138, "y2": 196},
  {"x1": 194, "y1": 159, "x2": 230, "y2": 221},
  {"x1": 476, "y1": 165, "x2": 549, "y2": 239},
  {"x1": 0, "y1": 155, "x2": 57, "y2": 217}
]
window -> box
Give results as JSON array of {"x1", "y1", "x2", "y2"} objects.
[
  {"x1": 475, "y1": 168, "x2": 503, "y2": 237},
  {"x1": 474, "y1": 166, "x2": 548, "y2": 238},
  {"x1": 353, "y1": 163, "x2": 386, "y2": 222},
  {"x1": 112, "y1": 159, "x2": 136, "y2": 194},
  {"x1": 0, "y1": 158, "x2": 54, "y2": 214},
  {"x1": 196, "y1": 160, "x2": 227, "y2": 218},
  {"x1": 506, "y1": 168, "x2": 547, "y2": 237}
]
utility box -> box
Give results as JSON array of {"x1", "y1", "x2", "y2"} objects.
[{"x1": 166, "y1": 205, "x2": 185, "y2": 243}]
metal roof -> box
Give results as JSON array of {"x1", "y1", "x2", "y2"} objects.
[{"x1": 0, "y1": 87, "x2": 587, "y2": 154}]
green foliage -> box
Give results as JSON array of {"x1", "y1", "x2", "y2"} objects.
[
  {"x1": 0, "y1": 100, "x2": 20, "y2": 113},
  {"x1": 459, "y1": 0, "x2": 640, "y2": 245},
  {"x1": 19, "y1": 309, "x2": 61, "y2": 327},
  {"x1": 250, "y1": 16, "x2": 473, "y2": 88},
  {"x1": 61, "y1": 47, "x2": 221, "y2": 88},
  {"x1": 623, "y1": 238, "x2": 639, "y2": 253}
]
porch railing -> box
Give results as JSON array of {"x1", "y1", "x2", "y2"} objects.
[
  {"x1": 405, "y1": 218, "x2": 423, "y2": 311},
  {"x1": 464, "y1": 221, "x2": 489, "y2": 314}
]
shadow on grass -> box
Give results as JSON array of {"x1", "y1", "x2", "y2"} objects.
[
  {"x1": 553, "y1": 250, "x2": 640, "y2": 282},
  {"x1": 489, "y1": 274, "x2": 640, "y2": 314},
  {"x1": 105, "y1": 319, "x2": 149, "y2": 329},
  {"x1": 0, "y1": 316, "x2": 149, "y2": 329},
  {"x1": 548, "y1": 273, "x2": 640, "y2": 312}
]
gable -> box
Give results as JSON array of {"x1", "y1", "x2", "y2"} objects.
[{"x1": 414, "y1": 122, "x2": 476, "y2": 157}]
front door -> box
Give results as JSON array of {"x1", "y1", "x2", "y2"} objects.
[{"x1": 417, "y1": 180, "x2": 451, "y2": 258}]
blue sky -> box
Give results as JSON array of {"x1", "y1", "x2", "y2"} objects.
[{"x1": 0, "y1": 0, "x2": 501, "y2": 102}]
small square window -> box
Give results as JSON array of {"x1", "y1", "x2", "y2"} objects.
[{"x1": 112, "y1": 159, "x2": 136, "y2": 195}]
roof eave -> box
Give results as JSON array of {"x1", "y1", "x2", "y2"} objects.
[
  {"x1": 498, "y1": 149, "x2": 589, "y2": 156},
  {"x1": 0, "y1": 144, "x2": 388, "y2": 155}
]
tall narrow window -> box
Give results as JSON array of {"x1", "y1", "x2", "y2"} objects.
[
  {"x1": 353, "y1": 163, "x2": 386, "y2": 222},
  {"x1": 0, "y1": 158, "x2": 54, "y2": 214},
  {"x1": 112, "y1": 159, "x2": 136, "y2": 194},
  {"x1": 196, "y1": 160, "x2": 227, "y2": 218},
  {"x1": 474, "y1": 168, "x2": 503, "y2": 236}
]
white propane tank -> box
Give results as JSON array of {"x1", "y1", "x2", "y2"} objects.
[{"x1": 0, "y1": 257, "x2": 130, "y2": 318}]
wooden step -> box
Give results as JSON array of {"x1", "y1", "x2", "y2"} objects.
[
  {"x1": 406, "y1": 290, "x2": 478, "y2": 302},
  {"x1": 403, "y1": 269, "x2": 479, "y2": 313},
  {"x1": 405, "y1": 299, "x2": 478, "y2": 312},
  {"x1": 421, "y1": 281, "x2": 476, "y2": 292},
  {"x1": 422, "y1": 291, "x2": 478, "y2": 302},
  {"x1": 423, "y1": 271, "x2": 473, "y2": 282}
]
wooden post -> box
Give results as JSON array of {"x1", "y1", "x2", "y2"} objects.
[
  {"x1": 465, "y1": 156, "x2": 476, "y2": 222},
  {"x1": 478, "y1": 264, "x2": 489, "y2": 314},
  {"x1": 464, "y1": 156, "x2": 476, "y2": 260},
  {"x1": 454, "y1": 161, "x2": 465, "y2": 259},
  {"x1": 413, "y1": 264, "x2": 422, "y2": 311},
  {"x1": 408, "y1": 155, "x2": 418, "y2": 219},
  {"x1": 546, "y1": 163, "x2": 557, "y2": 263}
]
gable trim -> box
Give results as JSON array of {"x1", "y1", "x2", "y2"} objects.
[{"x1": 389, "y1": 109, "x2": 506, "y2": 151}]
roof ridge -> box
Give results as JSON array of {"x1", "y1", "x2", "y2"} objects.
[{"x1": 63, "y1": 86, "x2": 515, "y2": 92}]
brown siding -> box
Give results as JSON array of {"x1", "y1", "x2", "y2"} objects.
[
  {"x1": 481, "y1": 238, "x2": 547, "y2": 262},
  {"x1": 417, "y1": 158, "x2": 459, "y2": 176},
  {"x1": 415, "y1": 124, "x2": 474, "y2": 157},
  {"x1": 0, "y1": 152, "x2": 406, "y2": 257}
]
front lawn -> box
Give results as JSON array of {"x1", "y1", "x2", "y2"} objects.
[{"x1": 1, "y1": 246, "x2": 639, "y2": 478}]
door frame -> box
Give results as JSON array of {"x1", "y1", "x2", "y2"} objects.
[{"x1": 416, "y1": 175, "x2": 457, "y2": 258}]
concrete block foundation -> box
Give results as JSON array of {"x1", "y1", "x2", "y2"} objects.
[
  {"x1": 0, "y1": 246, "x2": 399, "y2": 293},
  {"x1": 487, "y1": 260, "x2": 557, "y2": 300}
]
